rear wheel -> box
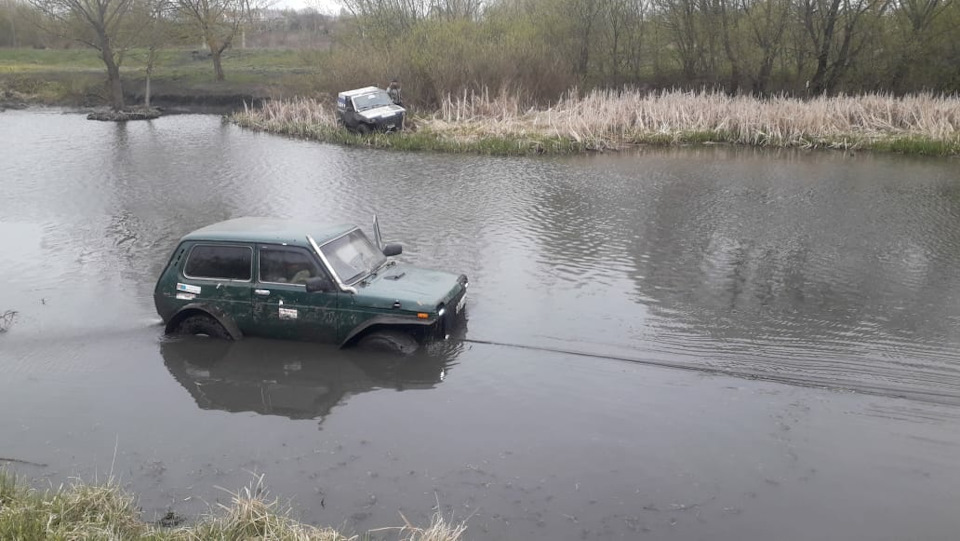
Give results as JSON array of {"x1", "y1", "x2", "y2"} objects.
[
  {"x1": 175, "y1": 314, "x2": 232, "y2": 340},
  {"x1": 358, "y1": 330, "x2": 419, "y2": 355}
]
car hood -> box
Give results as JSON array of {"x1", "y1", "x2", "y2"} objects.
[
  {"x1": 358, "y1": 104, "x2": 405, "y2": 121},
  {"x1": 353, "y1": 263, "x2": 464, "y2": 312}
]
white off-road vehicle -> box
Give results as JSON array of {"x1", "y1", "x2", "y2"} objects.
[{"x1": 336, "y1": 86, "x2": 405, "y2": 133}]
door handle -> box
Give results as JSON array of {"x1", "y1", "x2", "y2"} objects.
[{"x1": 254, "y1": 289, "x2": 270, "y2": 296}]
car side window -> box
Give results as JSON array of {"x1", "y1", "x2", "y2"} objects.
[
  {"x1": 259, "y1": 246, "x2": 323, "y2": 285},
  {"x1": 183, "y1": 244, "x2": 252, "y2": 281}
]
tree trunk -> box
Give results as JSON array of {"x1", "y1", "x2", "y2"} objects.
[
  {"x1": 753, "y1": 56, "x2": 775, "y2": 95},
  {"x1": 99, "y1": 33, "x2": 125, "y2": 110},
  {"x1": 145, "y1": 47, "x2": 157, "y2": 108},
  {"x1": 211, "y1": 48, "x2": 225, "y2": 81}
]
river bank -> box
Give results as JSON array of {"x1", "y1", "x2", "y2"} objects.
[
  {"x1": 3, "y1": 49, "x2": 957, "y2": 156},
  {"x1": 230, "y1": 90, "x2": 960, "y2": 157},
  {"x1": 0, "y1": 471, "x2": 464, "y2": 540}
]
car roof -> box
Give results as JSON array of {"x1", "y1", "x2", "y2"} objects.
[
  {"x1": 181, "y1": 217, "x2": 356, "y2": 246},
  {"x1": 339, "y1": 86, "x2": 383, "y2": 98}
]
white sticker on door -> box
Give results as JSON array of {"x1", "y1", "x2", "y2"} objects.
[{"x1": 177, "y1": 283, "x2": 202, "y2": 294}]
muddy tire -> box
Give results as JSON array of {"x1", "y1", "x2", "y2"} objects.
[
  {"x1": 358, "y1": 123, "x2": 371, "y2": 135},
  {"x1": 175, "y1": 314, "x2": 232, "y2": 340},
  {"x1": 358, "y1": 330, "x2": 419, "y2": 355}
]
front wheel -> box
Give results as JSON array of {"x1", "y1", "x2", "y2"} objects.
[
  {"x1": 358, "y1": 330, "x2": 419, "y2": 355},
  {"x1": 357, "y1": 123, "x2": 372, "y2": 135},
  {"x1": 175, "y1": 314, "x2": 232, "y2": 340}
]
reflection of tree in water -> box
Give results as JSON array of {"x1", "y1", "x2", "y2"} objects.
[
  {"x1": 623, "y1": 168, "x2": 960, "y2": 396},
  {"x1": 76, "y1": 122, "x2": 239, "y2": 301},
  {"x1": 521, "y1": 148, "x2": 960, "y2": 394},
  {"x1": 161, "y1": 338, "x2": 459, "y2": 424},
  {"x1": 638, "y1": 177, "x2": 960, "y2": 337}
]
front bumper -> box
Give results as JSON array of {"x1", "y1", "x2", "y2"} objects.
[{"x1": 436, "y1": 277, "x2": 468, "y2": 338}]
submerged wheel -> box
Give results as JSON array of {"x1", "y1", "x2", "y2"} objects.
[
  {"x1": 358, "y1": 330, "x2": 419, "y2": 355},
  {"x1": 175, "y1": 314, "x2": 232, "y2": 340}
]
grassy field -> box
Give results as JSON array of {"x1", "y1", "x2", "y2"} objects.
[
  {"x1": 0, "y1": 48, "x2": 310, "y2": 75},
  {"x1": 231, "y1": 90, "x2": 960, "y2": 157},
  {"x1": 0, "y1": 471, "x2": 465, "y2": 540},
  {"x1": 0, "y1": 48, "x2": 321, "y2": 106}
]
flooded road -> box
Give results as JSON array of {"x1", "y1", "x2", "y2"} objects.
[{"x1": 2, "y1": 109, "x2": 960, "y2": 539}]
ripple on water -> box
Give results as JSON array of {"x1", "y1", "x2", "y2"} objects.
[{"x1": 3, "y1": 114, "x2": 960, "y2": 403}]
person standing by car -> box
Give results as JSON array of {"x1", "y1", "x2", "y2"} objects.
[{"x1": 387, "y1": 79, "x2": 403, "y2": 106}]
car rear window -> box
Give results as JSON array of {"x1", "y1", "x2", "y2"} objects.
[{"x1": 183, "y1": 244, "x2": 252, "y2": 281}]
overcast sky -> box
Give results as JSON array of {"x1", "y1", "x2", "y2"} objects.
[{"x1": 273, "y1": 0, "x2": 341, "y2": 13}]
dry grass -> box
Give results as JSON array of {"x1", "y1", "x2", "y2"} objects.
[
  {"x1": 232, "y1": 89, "x2": 960, "y2": 155},
  {"x1": 185, "y1": 478, "x2": 351, "y2": 541},
  {"x1": 395, "y1": 512, "x2": 468, "y2": 541},
  {"x1": 0, "y1": 472, "x2": 466, "y2": 541},
  {"x1": 433, "y1": 89, "x2": 960, "y2": 152},
  {"x1": 235, "y1": 97, "x2": 339, "y2": 131}
]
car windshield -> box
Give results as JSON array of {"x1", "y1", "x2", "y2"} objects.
[
  {"x1": 320, "y1": 229, "x2": 386, "y2": 284},
  {"x1": 352, "y1": 91, "x2": 393, "y2": 112}
]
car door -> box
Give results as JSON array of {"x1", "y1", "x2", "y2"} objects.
[
  {"x1": 346, "y1": 98, "x2": 363, "y2": 128},
  {"x1": 179, "y1": 242, "x2": 255, "y2": 331},
  {"x1": 251, "y1": 244, "x2": 339, "y2": 343}
]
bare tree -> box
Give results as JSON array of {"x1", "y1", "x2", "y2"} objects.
[
  {"x1": 28, "y1": 0, "x2": 143, "y2": 109},
  {"x1": 888, "y1": 0, "x2": 953, "y2": 90},
  {"x1": 742, "y1": 0, "x2": 791, "y2": 94},
  {"x1": 655, "y1": 0, "x2": 711, "y2": 81},
  {"x1": 138, "y1": 0, "x2": 173, "y2": 106},
  {"x1": 801, "y1": 0, "x2": 892, "y2": 94},
  {"x1": 177, "y1": 0, "x2": 258, "y2": 80}
]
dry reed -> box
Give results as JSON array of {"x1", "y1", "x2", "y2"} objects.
[
  {"x1": 231, "y1": 90, "x2": 960, "y2": 154},
  {"x1": 433, "y1": 89, "x2": 960, "y2": 151}
]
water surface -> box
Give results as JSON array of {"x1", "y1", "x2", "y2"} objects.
[{"x1": 2, "y1": 110, "x2": 960, "y2": 539}]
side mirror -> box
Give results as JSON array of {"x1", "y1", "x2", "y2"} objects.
[
  {"x1": 305, "y1": 276, "x2": 334, "y2": 293},
  {"x1": 382, "y1": 243, "x2": 402, "y2": 257}
]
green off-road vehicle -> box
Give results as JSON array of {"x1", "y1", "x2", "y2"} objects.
[{"x1": 154, "y1": 217, "x2": 468, "y2": 354}]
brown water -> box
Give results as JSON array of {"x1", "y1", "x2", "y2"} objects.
[{"x1": 2, "y1": 109, "x2": 960, "y2": 539}]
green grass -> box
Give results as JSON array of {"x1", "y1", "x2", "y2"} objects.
[
  {"x1": 0, "y1": 47, "x2": 325, "y2": 106},
  {"x1": 0, "y1": 48, "x2": 106, "y2": 70},
  {"x1": 0, "y1": 47, "x2": 321, "y2": 104},
  {"x1": 0, "y1": 47, "x2": 311, "y2": 74},
  {"x1": 231, "y1": 114, "x2": 588, "y2": 156},
  {"x1": 0, "y1": 471, "x2": 466, "y2": 541},
  {"x1": 863, "y1": 135, "x2": 960, "y2": 156}
]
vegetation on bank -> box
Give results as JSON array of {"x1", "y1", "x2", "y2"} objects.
[
  {"x1": 0, "y1": 471, "x2": 466, "y2": 540},
  {"x1": 6, "y1": 0, "x2": 960, "y2": 111},
  {"x1": 230, "y1": 90, "x2": 960, "y2": 157}
]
